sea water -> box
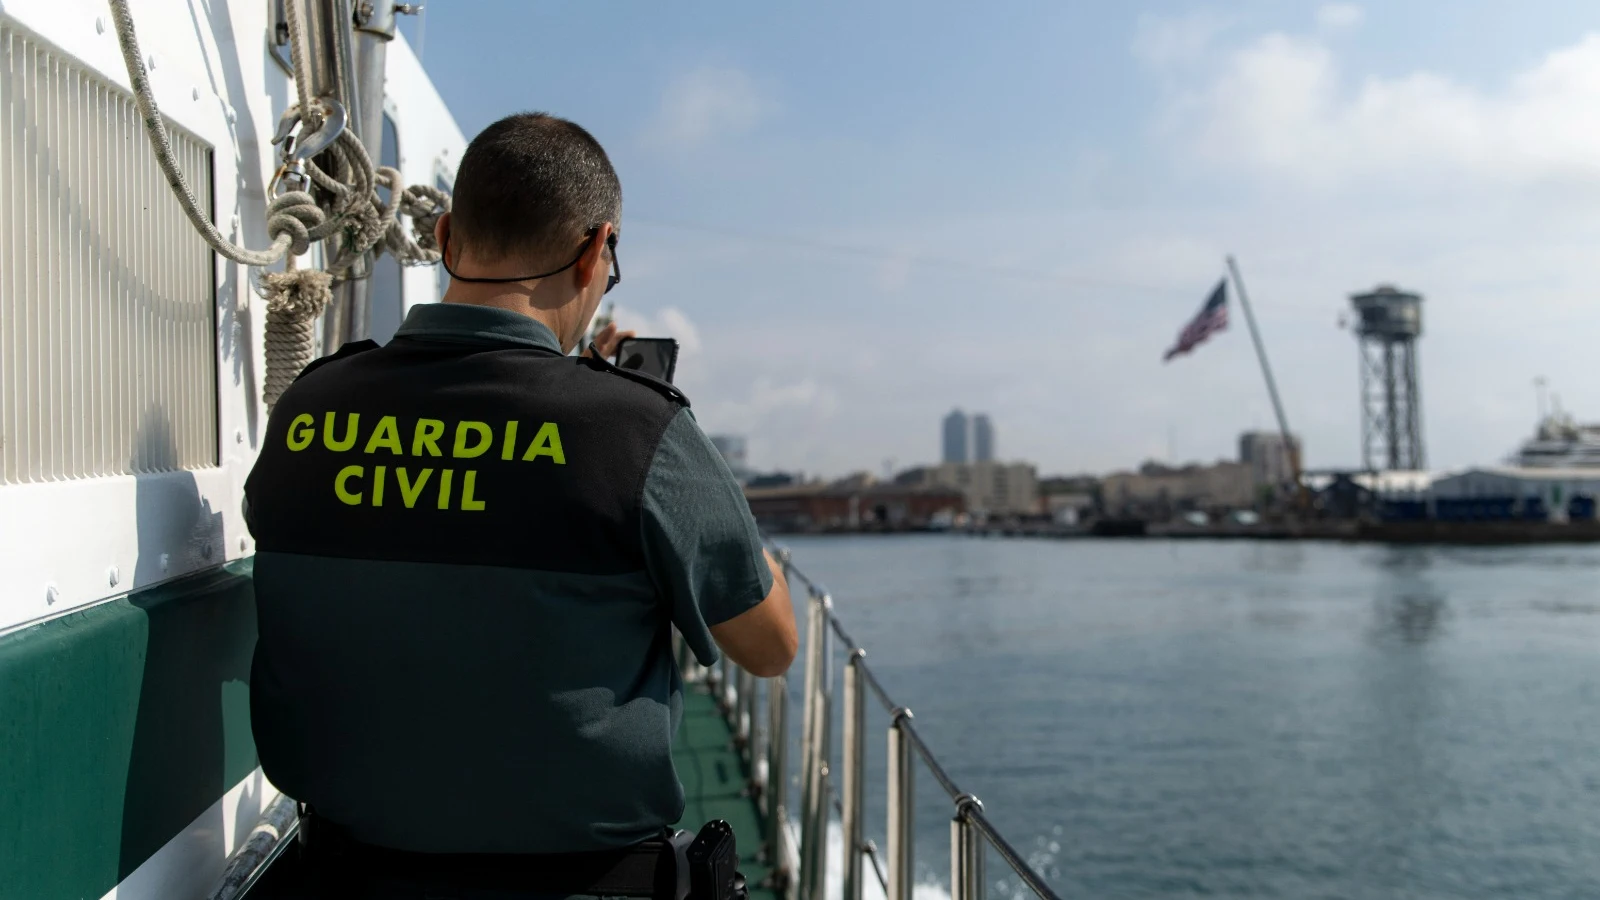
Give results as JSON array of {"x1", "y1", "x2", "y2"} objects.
[{"x1": 781, "y1": 535, "x2": 1600, "y2": 899}]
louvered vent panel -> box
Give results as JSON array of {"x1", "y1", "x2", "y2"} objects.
[{"x1": 1, "y1": 24, "x2": 218, "y2": 484}]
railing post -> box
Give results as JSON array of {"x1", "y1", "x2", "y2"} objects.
[
  {"x1": 842, "y1": 650, "x2": 867, "y2": 900},
  {"x1": 764, "y1": 673, "x2": 790, "y2": 875},
  {"x1": 951, "y1": 795, "x2": 985, "y2": 900},
  {"x1": 750, "y1": 676, "x2": 770, "y2": 798},
  {"x1": 797, "y1": 594, "x2": 819, "y2": 893},
  {"x1": 775, "y1": 548, "x2": 797, "y2": 900},
  {"x1": 738, "y1": 668, "x2": 756, "y2": 748},
  {"x1": 798, "y1": 590, "x2": 832, "y2": 900},
  {"x1": 810, "y1": 597, "x2": 833, "y2": 900},
  {"x1": 887, "y1": 708, "x2": 915, "y2": 900}
]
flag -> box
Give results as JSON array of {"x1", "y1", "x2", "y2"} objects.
[{"x1": 1163, "y1": 279, "x2": 1228, "y2": 362}]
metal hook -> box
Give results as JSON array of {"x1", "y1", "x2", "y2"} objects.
[
  {"x1": 271, "y1": 97, "x2": 347, "y2": 162},
  {"x1": 268, "y1": 98, "x2": 348, "y2": 194}
]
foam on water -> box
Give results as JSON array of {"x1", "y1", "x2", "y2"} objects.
[
  {"x1": 809, "y1": 819, "x2": 952, "y2": 900},
  {"x1": 808, "y1": 817, "x2": 1062, "y2": 900}
]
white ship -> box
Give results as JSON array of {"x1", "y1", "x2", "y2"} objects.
[
  {"x1": 1, "y1": 5, "x2": 1058, "y2": 900},
  {"x1": 1513, "y1": 413, "x2": 1600, "y2": 468}
]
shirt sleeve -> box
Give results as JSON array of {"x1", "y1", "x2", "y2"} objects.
[{"x1": 640, "y1": 408, "x2": 774, "y2": 667}]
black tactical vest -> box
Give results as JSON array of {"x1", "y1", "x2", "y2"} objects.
[{"x1": 244, "y1": 324, "x2": 693, "y2": 854}]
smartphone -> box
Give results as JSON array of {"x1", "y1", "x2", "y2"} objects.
[{"x1": 614, "y1": 337, "x2": 680, "y2": 383}]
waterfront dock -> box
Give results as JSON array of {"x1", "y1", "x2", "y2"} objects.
[
  {"x1": 1009, "y1": 519, "x2": 1600, "y2": 544},
  {"x1": 764, "y1": 518, "x2": 1600, "y2": 545}
]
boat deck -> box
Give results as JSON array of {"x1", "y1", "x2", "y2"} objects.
[{"x1": 673, "y1": 682, "x2": 779, "y2": 900}]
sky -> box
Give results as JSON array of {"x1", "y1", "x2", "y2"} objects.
[{"x1": 400, "y1": 1, "x2": 1600, "y2": 479}]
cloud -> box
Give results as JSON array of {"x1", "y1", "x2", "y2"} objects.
[
  {"x1": 645, "y1": 66, "x2": 773, "y2": 150},
  {"x1": 699, "y1": 376, "x2": 839, "y2": 450},
  {"x1": 1131, "y1": 11, "x2": 1229, "y2": 69},
  {"x1": 1123, "y1": 23, "x2": 1600, "y2": 471},
  {"x1": 595, "y1": 304, "x2": 701, "y2": 353},
  {"x1": 1315, "y1": 3, "x2": 1365, "y2": 33},
  {"x1": 735, "y1": 377, "x2": 837, "y2": 419},
  {"x1": 655, "y1": 308, "x2": 702, "y2": 354},
  {"x1": 1165, "y1": 29, "x2": 1600, "y2": 190}
]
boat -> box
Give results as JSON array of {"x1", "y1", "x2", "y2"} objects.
[
  {"x1": 1, "y1": 2, "x2": 461, "y2": 897},
  {"x1": 0, "y1": 3, "x2": 1060, "y2": 899},
  {"x1": 1513, "y1": 412, "x2": 1600, "y2": 468}
]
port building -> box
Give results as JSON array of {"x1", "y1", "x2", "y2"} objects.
[
  {"x1": 900, "y1": 462, "x2": 1039, "y2": 518},
  {"x1": 1427, "y1": 467, "x2": 1600, "y2": 521}
]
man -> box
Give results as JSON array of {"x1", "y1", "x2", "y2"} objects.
[{"x1": 244, "y1": 113, "x2": 796, "y2": 892}]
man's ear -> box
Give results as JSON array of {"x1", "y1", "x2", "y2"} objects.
[
  {"x1": 574, "y1": 222, "x2": 613, "y2": 289},
  {"x1": 434, "y1": 213, "x2": 452, "y2": 261}
]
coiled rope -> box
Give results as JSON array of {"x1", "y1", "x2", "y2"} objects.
[{"x1": 107, "y1": 0, "x2": 450, "y2": 410}]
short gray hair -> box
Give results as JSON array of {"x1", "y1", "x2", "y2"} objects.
[{"x1": 449, "y1": 112, "x2": 622, "y2": 267}]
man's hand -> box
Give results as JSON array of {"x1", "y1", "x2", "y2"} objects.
[{"x1": 583, "y1": 322, "x2": 636, "y2": 361}]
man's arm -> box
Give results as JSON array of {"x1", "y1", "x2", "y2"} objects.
[
  {"x1": 640, "y1": 408, "x2": 798, "y2": 677},
  {"x1": 709, "y1": 550, "x2": 796, "y2": 677}
]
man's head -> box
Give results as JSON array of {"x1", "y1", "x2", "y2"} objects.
[{"x1": 436, "y1": 113, "x2": 622, "y2": 351}]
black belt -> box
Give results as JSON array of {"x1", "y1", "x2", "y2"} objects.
[{"x1": 297, "y1": 810, "x2": 738, "y2": 900}]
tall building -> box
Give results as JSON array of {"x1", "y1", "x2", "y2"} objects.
[
  {"x1": 1239, "y1": 431, "x2": 1302, "y2": 489},
  {"x1": 973, "y1": 414, "x2": 995, "y2": 463},
  {"x1": 942, "y1": 409, "x2": 969, "y2": 464}
]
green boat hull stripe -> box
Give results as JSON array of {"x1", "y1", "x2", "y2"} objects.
[
  {"x1": 0, "y1": 561, "x2": 260, "y2": 900},
  {"x1": 0, "y1": 556, "x2": 777, "y2": 900}
]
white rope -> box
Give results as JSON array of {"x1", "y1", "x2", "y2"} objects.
[
  {"x1": 262, "y1": 265, "x2": 334, "y2": 409},
  {"x1": 108, "y1": 0, "x2": 322, "y2": 266},
  {"x1": 282, "y1": 0, "x2": 319, "y2": 131},
  {"x1": 392, "y1": 180, "x2": 451, "y2": 263},
  {"x1": 108, "y1": 0, "x2": 453, "y2": 411}
]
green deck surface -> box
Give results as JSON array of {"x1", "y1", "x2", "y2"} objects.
[{"x1": 673, "y1": 684, "x2": 780, "y2": 900}]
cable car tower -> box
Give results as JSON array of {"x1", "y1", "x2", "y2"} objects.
[{"x1": 1350, "y1": 285, "x2": 1426, "y2": 471}]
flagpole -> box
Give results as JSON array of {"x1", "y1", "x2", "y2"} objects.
[{"x1": 1226, "y1": 255, "x2": 1304, "y2": 497}]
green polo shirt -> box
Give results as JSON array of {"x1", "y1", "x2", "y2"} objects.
[{"x1": 244, "y1": 302, "x2": 773, "y2": 853}]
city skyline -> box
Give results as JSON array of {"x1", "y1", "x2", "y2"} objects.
[{"x1": 414, "y1": 1, "x2": 1600, "y2": 478}]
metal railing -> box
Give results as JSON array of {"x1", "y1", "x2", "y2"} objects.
[{"x1": 687, "y1": 547, "x2": 1065, "y2": 900}]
